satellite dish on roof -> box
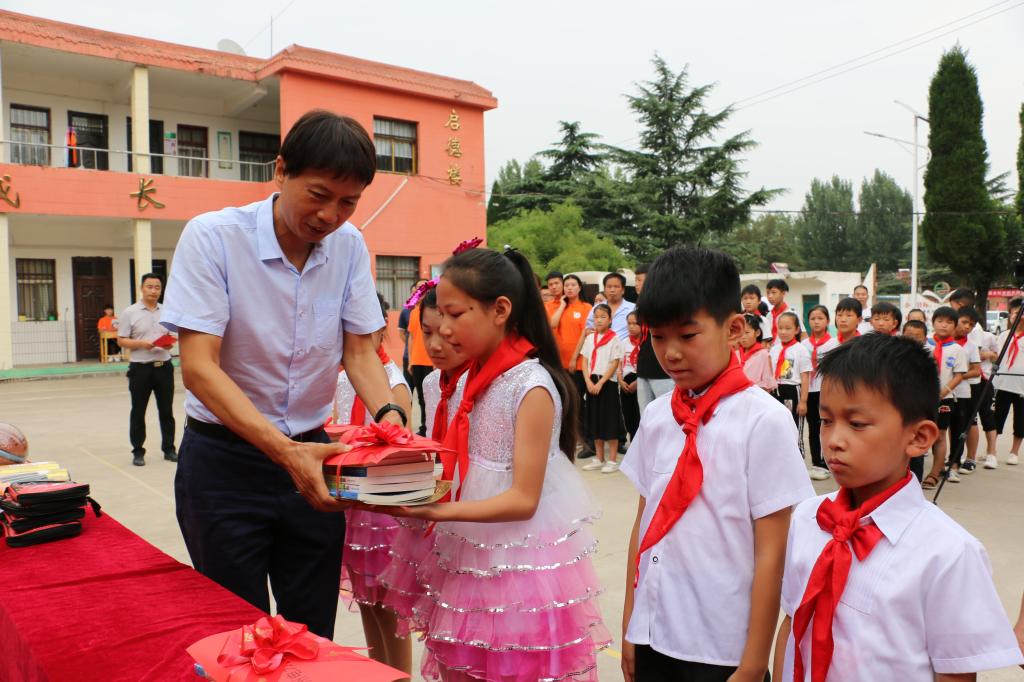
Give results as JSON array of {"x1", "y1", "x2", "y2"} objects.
[{"x1": 217, "y1": 39, "x2": 247, "y2": 56}]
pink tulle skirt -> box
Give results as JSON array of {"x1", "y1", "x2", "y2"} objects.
[
  {"x1": 340, "y1": 509, "x2": 401, "y2": 612},
  {"x1": 411, "y1": 455, "x2": 612, "y2": 682},
  {"x1": 378, "y1": 517, "x2": 433, "y2": 638}
]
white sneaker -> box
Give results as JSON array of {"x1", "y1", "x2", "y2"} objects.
[
  {"x1": 809, "y1": 467, "x2": 831, "y2": 481},
  {"x1": 601, "y1": 460, "x2": 620, "y2": 474},
  {"x1": 984, "y1": 454, "x2": 998, "y2": 469},
  {"x1": 1008, "y1": 453, "x2": 1020, "y2": 466},
  {"x1": 946, "y1": 468, "x2": 961, "y2": 483},
  {"x1": 582, "y1": 460, "x2": 604, "y2": 471}
]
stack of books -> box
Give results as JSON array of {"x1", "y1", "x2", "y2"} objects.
[
  {"x1": 1, "y1": 478, "x2": 96, "y2": 547},
  {"x1": 322, "y1": 423, "x2": 451, "y2": 506},
  {"x1": 0, "y1": 461, "x2": 71, "y2": 486}
]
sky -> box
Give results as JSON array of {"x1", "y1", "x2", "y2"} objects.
[{"x1": 10, "y1": 0, "x2": 1024, "y2": 211}]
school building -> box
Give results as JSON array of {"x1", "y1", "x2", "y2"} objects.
[
  {"x1": 741, "y1": 270, "x2": 865, "y2": 325},
  {"x1": 0, "y1": 10, "x2": 496, "y2": 368}
]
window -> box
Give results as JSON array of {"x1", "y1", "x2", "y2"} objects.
[
  {"x1": 10, "y1": 105, "x2": 50, "y2": 166},
  {"x1": 67, "y1": 111, "x2": 109, "y2": 170},
  {"x1": 16, "y1": 259, "x2": 57, "y2": 321},
  {"x1": 373, "y1": 118, "x2": 417, "y2": 174},
  {"x1": 376, "y1": 256, "x2": 420, "y2": 310},
  {"x1": 239, "y1": 131, "x2": 279, "y2": 182},
  {"x1": 126, "y1": 118, "x2": 165, "y2": 174},
  {"x1": 177, "y1": 125, "x2": 208, "y2": 177}
]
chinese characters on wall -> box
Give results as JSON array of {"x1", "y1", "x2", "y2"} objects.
[{"x1": 444, "y1": 109, "x2": 462, "y2": 186}]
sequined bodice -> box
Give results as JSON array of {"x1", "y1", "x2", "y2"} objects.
[
  {"x1": 333, "y1": 361, "x2": 407, "y2": 425},
  {"x1": 467, "y1": 359, "x2": 563, "y2": 471}
]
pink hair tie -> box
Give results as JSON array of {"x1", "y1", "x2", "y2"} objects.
[
  {"x1": 404, "y1": 277, "x2": 438, "y2": 310},
  {"x1": 452, "y1": 237, "x2": 483, "y2": 255}
]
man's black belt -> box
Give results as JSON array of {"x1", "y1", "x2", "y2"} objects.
[
  {"x1": 130, "y1": 360, "x2": 168, "y2": 367},
  {"x1": 185, "y1": 417, "x2": 325, "y2": 444}
]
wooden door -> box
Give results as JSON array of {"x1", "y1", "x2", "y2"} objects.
[{"x1": 72, "y1": 257, "x2": 113, "y2": 360}]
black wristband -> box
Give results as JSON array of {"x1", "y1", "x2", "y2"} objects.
[{"x1": 374, "y1": 403, "x2": 408, "y2": 426}]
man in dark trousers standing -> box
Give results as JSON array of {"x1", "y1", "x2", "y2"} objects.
[{"x1": 117, "y1": 273, "x2": 177, "y2": 466}]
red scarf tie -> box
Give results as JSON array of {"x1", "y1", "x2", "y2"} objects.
[
  {"x1": 792, "y1": 472, "x2": 912, "y2": 682},
  {"x1": 440, "y1": 336, "x2": 535, "y2": 501},
  {"x1": 740, "y1": 344, "x2": 765, "y2": 366},
  {"x1": 348, "y1": 347, "x2": 393, "y2": 426},
  {"x1": 775, "y1": 338, "x2": 799, "y2": 379},
  {"x1": 808, "y1": 333, "x2": 832, "y2": 370},
  {"x1": 589, "y1": 331, "x2": 617, "y2": 375},
  {"x1": 627, "y1": 334, "x2": 642, "y2": 369},
  {"x1": 837, "y1": 331, "x2": 859, "y2": 344},
  {"x1": 635, "y1": 356, "x2": 752, "y2": 584},
  {"x1": 932, "y1": 335, "x2": 953, "y2": 375},
  {"x1": 431, "y1": 363, "x2": 470, "y2": 442},
  {"x1": 1007, "y1": 331, "x2": 1024, "y2": 368},
  {"x1": 772, "y1": 302, "x2": 789, "y2": 338}
]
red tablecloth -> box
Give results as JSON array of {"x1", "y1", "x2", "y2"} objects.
[{"x1": 0, "y1": 511, "x2": 265, "y2": 681}]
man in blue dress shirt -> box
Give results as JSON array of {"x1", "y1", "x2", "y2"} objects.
[{"x1": 162, "y1": 111, "x2": 402, "y2": 637}]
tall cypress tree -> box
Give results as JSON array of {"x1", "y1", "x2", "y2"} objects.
[
  {"x1": 920, "y1": 46, "x2": 1002, "y2": 301},
  {"x1": 1017, "y1": 103, "x2": 1024, "y2": 219}
]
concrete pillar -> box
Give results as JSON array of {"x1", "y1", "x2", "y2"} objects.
[
  {"x1": 0, "y1": 214, "x2": 12, "y2": 370},
  {"x1": 0, "y1": 45, "x2": 7, "y2": 165},
  {"x1": 130, "y1": 65, "x2": 150, "y2": 174},
  {"x1": 133, "y1": 219, "x2": 152, "y2": 285}
]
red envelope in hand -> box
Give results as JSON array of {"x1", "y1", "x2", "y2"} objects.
[
  {"x1": 187, "y1": 615, "x2": 406, "y2": 682},
  {"x1": 322, "y1": 422, "x2": 452, "y2": 468},
  {"x1": 152, "y1": 333, "x2": 176, "y2": 349}
]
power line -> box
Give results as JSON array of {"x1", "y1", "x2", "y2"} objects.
[{"x1": 243, "y1": 0, "x2": 301, "y2": 50}]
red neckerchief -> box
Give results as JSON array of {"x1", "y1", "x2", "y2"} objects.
[
  {"x1": 808, "y1": 333, "x2": 832, "y2": 370},
  {"x1": 440, "y1": 336, "x2": 535, "y2": 501},
  {"x1": 432, "y1": 363, "x2": 470, "y2": 442},
  {"x1": 775, "y1": 338, "x2": 799, "y2": 379},
  {"x1": 348, "y1": 346, "x2": 394, "y2": 425},
  {"x1": 627, "y1": 334, "x2": 642, "y2": 369},
  {"x1": 771, "y1": 302, "x2": 789, "y2": 338},
  {"x1": 792, "y1": 471, "x2": 912, "y2": 682},
  {"x1": 837, "y1": 330, "x2": 859, "y2": 344},
  {"x1": 634, "y1": 355, "x2": 752, "y2": 585},
  {"x1": 932, "y1": 335, "x2": 954, "y2": 375},
  {"x1": 739, "y1": 344, "x2": 765, "y2": 366},
  {"x1": 589, "y1": 331, "x2": 617, "y2": 374},
  {"x1": 1008, "y1": 331, "x2": 1024, "y2": 368}
]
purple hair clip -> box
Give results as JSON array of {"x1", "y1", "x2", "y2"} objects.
[
  {"x1": 452, "y1": 237, "x2": 483, "y2": 255},
  {"x1": 404, "y1": 277, "x2": 439, "y2": 310}
]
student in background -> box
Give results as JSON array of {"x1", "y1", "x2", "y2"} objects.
[
  {"x1": 907, "y1": 308, "x2": 928, "y2": 325},
  {"x1": 620, "y1": 311, "x2": 642, "y2": 444},
  {"x1": 738, "y1": 313, "x2": 776, "y2": 392},
  {"x1": 770, "y1": 312, "x2": 812, "y2": 446},
  {"x1": 741, "y1": 284, "x2": 773, "y2": 346},
  {"x1": 97, "y1": 303, "x2": 120, "y2": 361},
  {"x1": 869, "y1": 301, "x2": 901, "y2": 335},
  {"x1": 581, "y1": 304, "x2": 626, "y2": 473},
  {"x1": 767, "y1": 278, "x2": 803, "y2": 340},
  {"x1": 922, "y1": 306, "x2": 968, "y2": 490},
  {"x1": 902, "y1": 319, "x2": 928, "y2": 345},
  {"x1": 802, "y1": 305, "x2": 839, "y2": 481},
  {"x1": 834, "y1": 298, "x2": 863, "y2": 344},
  {"x1": 992, "y1": 296, "x2": 1024, "y2": 469}
]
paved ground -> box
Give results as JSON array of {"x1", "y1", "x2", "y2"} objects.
[{"x1": 1, "y1": 372, "x2": 1022, "y2": 680}]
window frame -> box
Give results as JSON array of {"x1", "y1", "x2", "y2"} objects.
[
  {"x1": 238, "y1": 130, "x2": 280, "y2": 182},
  {"x1": 10, "y1": 104, "x2": 51, "y2": 166},
  {"x1": 67, "y1": 110, "x2": 109, "y2": 170},
  {"x1": 373, "y1": 117, "x2": 418, "y2": 175},
  {"x1": 375, "y1": 255, "x2": 421, "y2": 311},
  {"x1": 15, "y1": 258, "x2": 57, "y2": 322},
  {"x1": 177, "y1": 124, "x2": 209, "y2": 178}
]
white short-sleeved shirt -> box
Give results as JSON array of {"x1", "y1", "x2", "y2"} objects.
[
  {"x1": 620, "y1": 386, "x2": 815, "y2": 665},
  {"x1": 801, "y1": 335, "x2": 840, "y2": 393},
  {"x1": 993, "y1": 331, "x2": 1024, "y2": 395},
  {"x1": 925, "y1": 338, "x2": 968, "y2": 397},
  {"x1": 770, "y1": 341, "x2": 812, "y2": 386},
  {"x1": 118, "y1": 301, "x2": 172, "y2": 363},
  {"x1": 621, "y1": 340, "x2": 641, "y2": 377},
  {"x1": 580, "y1": 333, "x2": 624, "y2": 381},
  {"x1": 958, "y1": 340, "x2": 981, "y2": 395},
  {"x1": 978, "y1": 329, "x2": 998, "y2": 380},
  {"x1": 333, "y1": 361, "x2": 408, "y2": 425},
  {"x1": 781, "y1": 477, "x2": 1024, "y2": 680},
  {"x1": 161, "y1": 194, "x2": 385, "y2": 436}
]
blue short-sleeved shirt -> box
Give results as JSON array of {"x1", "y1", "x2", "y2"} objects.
[{"x1": 161, "y1": 194, "x2": 384, "y2": 436}]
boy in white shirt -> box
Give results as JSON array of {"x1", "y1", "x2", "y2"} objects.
[
  {"x1": 952, "y1": 306, "x2": 989, "y2": 477},
  {"x1": 923, "y1": 306, "x2": 968, "y2": 490},
  {"x1": 993, "y1": 296, "x2": 1024, "y2": 468},
  {"x1": 773, "y1": 333, "x2": 1023, "y2": 681},
  {"x1": 621, "y1": 247, "x2": 814, "y2": 681}
]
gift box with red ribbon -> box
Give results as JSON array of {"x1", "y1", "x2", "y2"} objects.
[
  {"x1": 187, "y1": 615, "x2": 406, "y2": 682},
  {"x1": 322, "y1": 422, "x2": 452, "y2": 505}
]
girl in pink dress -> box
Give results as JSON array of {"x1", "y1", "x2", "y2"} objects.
[
  {"x1": 394, "y1": 247, "x2": 611, "y2": 682},
  {"x1": 738, "y1": 312, "x2": 776, "y2": 391}
]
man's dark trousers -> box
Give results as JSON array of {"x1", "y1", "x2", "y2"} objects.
[
  {"x1": 174, "y1": 427, "x2": 345, "y2": 638},
  {"x1": 128, "y1": 361, "x2": 175, "y2": 456}
]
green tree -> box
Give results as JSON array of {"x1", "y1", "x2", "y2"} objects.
[
  {"x1": 486, "y1": 157, "x2": 552, "y2": 224},
  {"x1": 605, "y1": 55, "x2": 779, "y2": 261},
  {"x1": 707, "y1": 213, "x2": 802, "y2": 273},
  {"x1": 487, "y1": 202, "x2": 629, "y2": 274},
  {"x1": 854, "y1": 170, "x2": 913, "y2": 271},
  {"x1": 538, "y1": 121, "x2": 603, "y2": 186},
  {"x1": 921, "y1": 46, "x2": 1005, "y2": 307},
  {"x1": 795, "y1": 176, "x2": 858, "y2": 271},
  {"x1": 1018, "y1": 104, "x2": 1024, "y2": 218}
]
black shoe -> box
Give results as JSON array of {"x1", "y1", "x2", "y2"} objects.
[
  {"x1": 132, "y1": 454, "x2": 145, "y2": 467},
  {"x1": 576, "y1": 449, "x2": 595, "y2": 459},
  {"x1": 163, "y1": 449, "x2": 178, "y2": 463}
]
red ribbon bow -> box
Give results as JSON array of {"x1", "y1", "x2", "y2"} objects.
[
  {"x1": 344, "y1": 421, "x2": 415, "y2": 448},
  {"x1": 216, "y1": 616, "x2": 321, "y2": 679}
]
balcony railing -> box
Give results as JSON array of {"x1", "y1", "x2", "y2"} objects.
[{"x1": 0, "y1": 140, "x2": 276, "y2": 182}]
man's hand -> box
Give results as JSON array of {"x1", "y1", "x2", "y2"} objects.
[
  {"x1": 389, "y1": 502, "x2": 451, "y2": 521},
  {"x1": 797, "y1": 400, "x2": 808, "y2": 417},
  {"x1": 620, "y1": 640, "x2": 636, "y2": 682},
  {"x1": 274, "y1": 440, "x2": 353, "y2": 512}
]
